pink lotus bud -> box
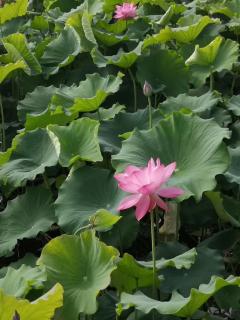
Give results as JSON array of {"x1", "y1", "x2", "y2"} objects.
[{"x1": 143, "y1": 81, "x2": 152, "y2": 97}]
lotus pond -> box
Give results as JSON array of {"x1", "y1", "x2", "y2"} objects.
[{"x1": 1, "y1": 0, "x2": 240, "y2": 319}]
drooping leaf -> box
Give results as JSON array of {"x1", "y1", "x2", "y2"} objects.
[
  {"x1": 0, "y1": 61, "x2": 25, "y2": 83},
  {"x1": 112, "y1": 113, "x2": 230, "y2": 201},
  {"x1": 0, "y1": 0, "x2": 28, "y2": 25},
  {"x1": 138, "y1": 248, "x2": 197, "y2": 270},
  {"x1": 111, "y1": 253, "x2": 158, "y2": 293},
  {"x1": 206, "y1": 192, "x2": 240, "y2": 227},
  {"x1": 160, "y1": 247, "x2": 225, "y2": 295},
  {"x1": 99, "y1": 109, "x2": 162, "y2": 154},
  {"x1": 55, "y1": 166, "x2": 125, "y2": 234},
  {"x1": 48, "y1": 118, "x2": 102, "y2": 167},
  {"x1": 0, "y1": 283, "x2": 63, "y2": 320},
  {"x1": 0, "y1": 129, "x2": 59, "y2": 188},
  {"x1": 0, "y1": 265, "x2": 46, "y2": 298},
  {"x1": 1, "y1": 33, "x2": 42, "y2": 75},
  {"x1": 143, "y1": 16, "x2": 217, "y2": 48},
  {"x1": 84, "y1": 103, "x2": 125, "y2": 121},
  {"x1": 91, "y1": 42, "x2": 142, "y2": 69},
  {"x1": 160, "y1": 91, "x2": 219, "y2": 115},
  {"x1": 0, "y1": 186, "x2": 56, "y2": 256},
  {"x1": 137, "y1": 48, "x2": 189, "y2": 96},
  {"x1": 225, "y1": 146, "x2": 240, "y2": 184},
  {"x1": 51, "y1": 73, "x2": 123, "y2": 112},
  {"x1": 38, "y1": 231, "x2": 119, "y2": 318},
  {"x1": 226, "y1": 95, "x2": 240, "y2": 116},
  {"x1": 118, "y1": 275, "x2": 240, "y2": 318},
  {"x1": 17, "y1": 85, "x2": 78, "y2": 130},
  {"x1": 186, "y1": 36, "x2": 239, "y2": 87},
  {"x1": 40, "y1": 26, "x2": 81, "y2": 75}
]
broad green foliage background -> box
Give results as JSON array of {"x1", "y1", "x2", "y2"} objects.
[{"x1": 0, "y1": 0, "x2": 240, "y2": 319}]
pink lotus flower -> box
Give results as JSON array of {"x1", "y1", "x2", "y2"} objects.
[
  {"x1": 114, "y1": 3, "x2": 137, "y2": 20},
  {"x1": 115, "y1": 159, "x2": 184, "y2": 221}
]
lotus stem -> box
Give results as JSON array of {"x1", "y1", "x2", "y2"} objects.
[
  {"x1": 128, "y1": 68, "x2": 137, "y2": 112},
  {"x1": 150, "y1": 210, "x2": 157, "y2": 302},
  {"x1": 148, "y1": 96, "x2": 152, "y2": 129},
  {"x1": 0, "y1": 94, "x2": 6, "y2": 151}
]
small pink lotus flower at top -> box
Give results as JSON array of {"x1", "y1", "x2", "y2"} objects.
[
  {"x1": 115, "y1": 158, "x2": 184, "y2": 221},
  {"x1": 114, "y1": 2, "x2": 137, "y2": 20}
]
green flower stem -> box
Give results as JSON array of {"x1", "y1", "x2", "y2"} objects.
[
  {"x1": 150, "y1": 210, "x2": 157, "y2": 301},
  {"x1": 0, "y1": 94, "x2": 6, "y2": 152},
  {"x1": 128, "y1": 68, "x2": 137, "y2": 112},
  {"x1": 148, "y1": 96, "x2": 152, "y2": 129}
]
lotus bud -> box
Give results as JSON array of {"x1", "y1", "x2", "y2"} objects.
[{"x1": 143, "y1": 81, "x2": 152, "y2": 97}]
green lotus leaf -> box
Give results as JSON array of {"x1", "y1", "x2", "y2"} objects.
[
  {"x1": 112, "y1": 113, "x2": 230, "y2": 200},
  {"x1": 118, "y1": 275, "x2": 240, "y2": 318},
  {"x1": 0, "y1": 186, "x2": 56, "y2": 256},
  {"x1": 137, "y1": 48, "x2": 189, "y2": 96},
  {"x1": 94, "y1": 28, "x2": 129, "y2": 47},
  {"x1": 186, "y1": 36, "x2": 239, "y2": 87},
  {"x1": 31, "y1": 15, "x2": 49, "y2": 31},
  {"x1": 0, "y1": 61, "x2": 26, "y2": 83},
  {"x1": 138, "y1": 248, "x2": 197, "y2": 270},
  {"x1": 0, "y1": 129, "x2": 59, "y2": 188},
  {"x1": 0, "y1": 132, "x2": 23, "y2": 166},
  {"x1": 40, "y1": 26, "x2": 81, "y2": 75},
  {"x1": 18, "y1": 86, "x2": 77, "y2": 130},
  {"x1": 101, "y1": 209, "x2": 139, "y2": 250},
  {"x1": 90, "y1": 209, "x2": 122, "y2": 232},
  {"x1": 55, "y1": 166, "x2": 125, "y2": 233},
  {"x1": 95, "y1": 19, "x2": 126, "y2": 34},
  {"x1": 199, "y1": 228, "x2": 240, "y2": 251},
  {"x1": 143, "y1": 16, "x2": 217, "y2": 48},
  {"x1": 48, "y1": 118, "x2": 102, "y2": 167},
  {"x1": 0, "y1": 283, "x2": 63, "y2": 320},
  {"x1": 111, "y1": 253, "x2": 158, "y2": 293},
  {"x1": 66, "y1": 12, "x2": 97, "y2": 52},
  {"x1": 85, "y1": 103, "x2": 125, "y2": 121},
  {"x1": 99, "y1": 108, "x2": 162, "y2": 154},
  {"x1": 0, "y1": 254, "x2": 37, "y2": 278},
  {"x1": 225, "y1": 146, "x2": 240, "y2": 184},
  {"x1": 1, "y1": 33, "x2": 42, "y2": 75},
  {"x1": 226, "y1": 95, "x2": 240, "y2": 116},
  {"x1": 208, "y1": 0, "x2": 240, "y2": 18},
  {"x1": 206, "y1": 191, "x2": 240, "y2": 227},
  {"x1": 91, "y1": 42, "x2": 142, "y2": 69},
  {"x1": 51, "y1": 73, "x2": 123, "y2": 112},
  {"x1": 0, "y1": 0, "x2": 28, "y2": 25},
  {"x1": 38, "y1": 231, "x2": 119, "y2": 317},
  {"x1": 94, "y1": 292, "x2": 118, "y2": 320},
  {"x1": 160, "y1": 91, "x2": 219, "y2": 115},
  {"x1": 160, "y1": 247, "x2": 225, "y2": 295},
  {"x1": 0, "y1": 265, "x2": 46, "y2": 298}
]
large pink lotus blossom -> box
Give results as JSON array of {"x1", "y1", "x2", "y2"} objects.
[
  {"x1": 114, "y1": 3, "x2": 137, "y2": 20},
  {"x1": 115, "y1": 158, "x2": 184, "y2": 221}
]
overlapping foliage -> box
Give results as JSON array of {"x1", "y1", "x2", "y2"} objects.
[{"x1": 1, "y1": 0, "x2": 240, "y2": 319}]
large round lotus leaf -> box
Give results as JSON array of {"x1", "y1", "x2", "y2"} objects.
[
  {"x1": 48, "y1": 118, "x2": 103, "y2": 167},
  {"x1": 38, "y1": 231, "x2": 119, "y2": 318},
  {"x1": 136, "y1": 48, "x2": 189, "y2": 96},
  {"x1": 112, "y1": 113, "x2": 230, "y2": 200},
  {"x1": 55, "y1": 166, "x2": 125, "y2": 234},
  {"x1": 0, "y1": 61, "x2": 26, "y2": 84},
  {"x1": 0, "y1": 186, "x2": 56, "y2": 256},
  {"x1": 0, "y1": 129, "x2": 59, "y2": 188},
  {"x1": 0, "y1": 283, "x2": 63, "y2": 320}
]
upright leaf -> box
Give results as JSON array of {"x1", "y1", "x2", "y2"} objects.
[{"x1": 0, "y1": 0, "x2": 28, "y2": 25}]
